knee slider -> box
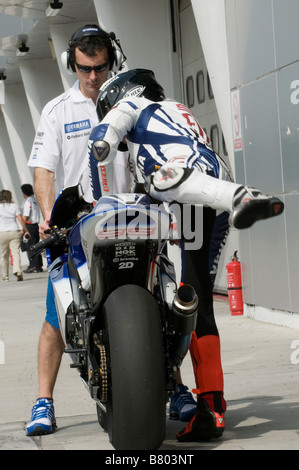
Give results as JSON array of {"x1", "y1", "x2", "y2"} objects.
[{"x1": 153, "y1": 164, "x2": 192, "y2": 191}]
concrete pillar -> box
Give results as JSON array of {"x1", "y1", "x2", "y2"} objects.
[
  {"x1": 19, "y1": 58, "x2": 64, "y2": 130},
  {"x1": 93, "y1": 0, "x2": 182, "y2": 100},
  {"x1": 50, "y1": 22, "x2": 92, "y2": 92},
  {"x1": 1, "y1": 84, "x2": 35, "y2": 188},
  {"x1": 0, "y1": 108, "x2": 22, "y2": 202},
  {"x1": 191, "y1": 0, "x2": 235, "y2": 176}
]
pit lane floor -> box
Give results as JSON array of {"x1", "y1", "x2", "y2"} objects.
[{"x1": 1, "y1": 268, "x2": 299, "y2": 450}]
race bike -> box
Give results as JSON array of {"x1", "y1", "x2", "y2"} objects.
[{"x1": 30, "y1": 184, "x2": 198, "y2": 450}]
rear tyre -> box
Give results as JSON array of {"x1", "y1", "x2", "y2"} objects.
[
  {"x1": 102, "y1": 284, "x2": 166, "y2": 450},
  {"x1": 96, "y1": 403, "x2": 108, "y2": 432}
]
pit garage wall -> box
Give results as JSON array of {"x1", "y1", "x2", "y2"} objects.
[
  {"x1": 93, "y1": 0, "x2": 182, "y2": 102},
  {"x1": 225, "y1": 0, "x2": 299, "y2": 325}
]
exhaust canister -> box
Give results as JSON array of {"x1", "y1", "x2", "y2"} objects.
[{"x1": 172, "y1": 284, "x2": 198, "y2": 336}]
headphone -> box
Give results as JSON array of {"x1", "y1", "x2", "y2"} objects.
[{"x1": 61, "y1": 24, "x2": 126, "y2": 75}]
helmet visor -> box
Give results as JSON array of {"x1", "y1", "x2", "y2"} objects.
[{"x1": 96, "y1": 84, "x2": 120, "y2": 121}]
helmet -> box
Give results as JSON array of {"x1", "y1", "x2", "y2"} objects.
[{"x1": 96, "y1": 68, "x2": 165, "y2": 120}]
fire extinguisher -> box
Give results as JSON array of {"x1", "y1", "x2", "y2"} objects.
[{"x1": 226, "y1": 250, "x2": 243, "y2": 316}]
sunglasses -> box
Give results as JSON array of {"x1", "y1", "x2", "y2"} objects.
[{"x1": 75, "y1": 62, "x2": 109, "y2": 73}]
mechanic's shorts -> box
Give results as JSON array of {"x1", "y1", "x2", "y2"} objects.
[{"x1": 45, "y1": 276, "x2": 60, "y2": 330}]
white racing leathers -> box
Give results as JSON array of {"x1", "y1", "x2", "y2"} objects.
[{"x1": 88, "y1": 96, "x2": 241, "y2": 210}]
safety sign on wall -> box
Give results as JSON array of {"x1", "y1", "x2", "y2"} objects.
[{"x1": 231, "y1": 90, "x2": 243, "y2": 152}]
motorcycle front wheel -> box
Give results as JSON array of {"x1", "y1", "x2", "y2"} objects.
[{"x1": 100, "y1": 284, "x2": 166, "y2": 450}]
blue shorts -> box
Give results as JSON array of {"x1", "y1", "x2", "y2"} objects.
[{"x1": 45, "y1": 276, "x2": 60, "y2": 330}]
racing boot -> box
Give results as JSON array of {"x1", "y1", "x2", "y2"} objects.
[
  {"x1": 230, "y1": 186, "x2": 284, "y2": 229},
  {"x1": 26, "y1": 398, "x2": 56, "y2": 436},
  {"x1": 176, "y1": 391, "x2": 226, "y2": 442}
]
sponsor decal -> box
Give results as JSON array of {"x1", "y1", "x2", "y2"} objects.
[
  {"x1": 64, "y1": 119, "x2": 91, "y2": 134},
  {"x1": 99, "y1": 165, "x2": 109, "y2": 192},
  {"x1": 124, "y1": 86, "x2": 145, "y2": 99},
  {"x1": 231, "y1": 90, "x2": 243, "y2": 151},
  {"x1": 93, "y1": 203, "x2": 203, "y2": 250}
]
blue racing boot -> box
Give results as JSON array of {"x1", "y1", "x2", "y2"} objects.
[
  {"x1": 26, "y1": 398, "x2": 56, "y2": 436},
  {"x1": 169, "y1": 385, "x2": 197, "y2": 422}
]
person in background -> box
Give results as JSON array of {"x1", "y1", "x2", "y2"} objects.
[
  {"x1": 0, "y1": 189, "x2": 29, "y2": 282},
  {"x1": 21, "y1": 184, "x2": 43, "y2": 273}
]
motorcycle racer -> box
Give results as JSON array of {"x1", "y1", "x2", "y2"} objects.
[{"x1": 88, "y1": 69, "x2": 284, "y2": 442}]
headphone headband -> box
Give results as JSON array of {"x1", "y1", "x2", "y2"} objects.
[
  {"x1": 69, "y1": 25, "x2": 109, "y2": 44},
  {"x1": 62, "y1": 24, "x2": 126, "y2": 74}
]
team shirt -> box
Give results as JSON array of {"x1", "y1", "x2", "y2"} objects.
[
  {"x1": 23, "y1": 196, "x2": 40, "y2": 224},
  {"x1": 28, "y1": 80, "x2": 129, "y2": 202}
]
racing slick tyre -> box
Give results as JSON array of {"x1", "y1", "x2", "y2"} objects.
[{"x1": 102, "y1": 284, "x2": 166, "y2": 450}]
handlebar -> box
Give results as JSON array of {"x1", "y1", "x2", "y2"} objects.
[
  {"x1": 29, "y1": 227, "x2": 67, "y2": 258},
  {"x1": 30, "y1": 234, "x2": 57, "y2": 255}
]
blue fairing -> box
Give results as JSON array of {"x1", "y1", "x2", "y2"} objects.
[
  {"x1": 69, "y1": 220, "x2": 87, "y2": 268},
  {"x1": 68, "y1": 193, "x2": 154, "y2": 271}
]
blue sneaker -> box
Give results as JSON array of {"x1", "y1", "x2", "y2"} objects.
[
  {"x1": 169, "y1": 385, "x2": 197, "y2": 421},
  {"x1": 26, "y1": 398, "x2": 56, "y2": 436}
]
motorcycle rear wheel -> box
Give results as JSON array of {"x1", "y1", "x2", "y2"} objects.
[{"x1": 100, "y1": 284, "x2": 166, "y2": 450}]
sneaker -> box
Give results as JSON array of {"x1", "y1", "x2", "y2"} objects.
[
  {"x1": 169, "y1": 385, "x2": 197, "y2": 422},
  {"x1": 23, "y1": 267, "x2": 32, "y2": 273},
  {"x1": 24, "y1": 266, "x2": 43, "y2": 273},
  {"x1": 26, "y1": 398, "x2": 56, "y2": 436},
  {"x1": 13, "y1": 272, "x2": 23, "y2": 281},
  {"x1": 33, "y1": 266, "x2": 43, "y2": 273},
  {"x1": 230, "y1": 186, "x2": 284, "y2": 230},
  {"x1": 1, "y1": 276, "x2": 9, "y2": 282},
  {"x1": 176, "y1": 392, "x2": 225, "y2": 442}
]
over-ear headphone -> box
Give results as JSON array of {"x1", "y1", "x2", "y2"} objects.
[{"x1": 61, "y1": 24, "x2": 126, "y2": 75}]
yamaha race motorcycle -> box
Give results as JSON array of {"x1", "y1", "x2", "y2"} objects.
[{"x1": 30, "y1": 184, "x2": 198, "y2": 450}]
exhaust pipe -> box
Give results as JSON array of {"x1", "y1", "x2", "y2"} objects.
[
  {"x1": 167, "y1": 284, "x2": 198, "y2": 366},
  {"x1": 172, "y1": 284, "x2": 198, "y2": 336}
]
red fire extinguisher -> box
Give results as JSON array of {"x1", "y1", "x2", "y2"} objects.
[{"x1": 226, "y1": 250, "x2": 243, "y2": 316}]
